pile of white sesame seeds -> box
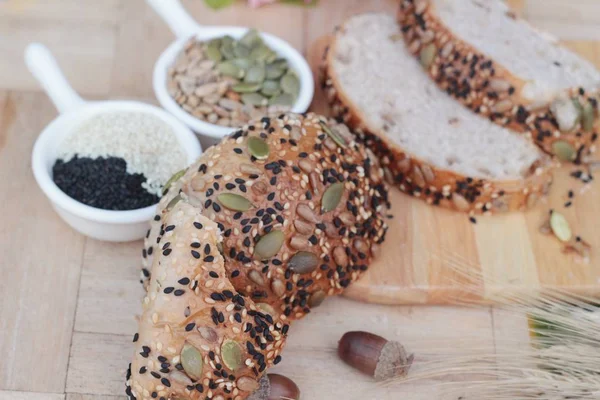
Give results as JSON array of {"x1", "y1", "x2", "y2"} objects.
[{"x1": 59, "y1": 111, "x2": 187, "y2": 197}]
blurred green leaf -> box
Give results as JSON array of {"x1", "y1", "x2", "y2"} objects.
[
  {"x1": 280, "y1": 0, "x2": 318, "y2": 6},
  {"x1": 205, "y1": 0, "x2": 235, "y2": 9}
]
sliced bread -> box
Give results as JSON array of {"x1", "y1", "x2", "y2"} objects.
[
  {"x1": 398, "y1": 0, "x2": 600, "y2": 162},
  {"x1": 322, "y1": 13, "x2": 553, "y2": 214}
]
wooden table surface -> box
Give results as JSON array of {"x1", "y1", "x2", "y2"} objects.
[{"x1": 1, "y1": 1, "x2": 600, "y2": 399}]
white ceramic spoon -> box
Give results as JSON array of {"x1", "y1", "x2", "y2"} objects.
[
  {"x1": 148, "y1": 0, "x2": 315, "y2": 139},
  {"x1": 26, "y1": 43, "x2": 202, "y2": 242}
]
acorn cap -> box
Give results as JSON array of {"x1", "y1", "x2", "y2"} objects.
[{"x1": 338, "y1": 331, "x2": 414, "y2": 381}]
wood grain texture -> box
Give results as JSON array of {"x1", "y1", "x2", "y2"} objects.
[
  {"x1": 0, "y1": 92, "x2": 86, "y2": 393},
  {"x1": 0, "y1": 391, "x2": 65, "y2": 400}
]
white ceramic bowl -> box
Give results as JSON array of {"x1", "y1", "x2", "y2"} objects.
[
  {"x1": 26, "y1": 43, "x2": 202, "y2": 242},
  {"x1": 148, "y1": 0, "x2": 314, "y2": 140}
]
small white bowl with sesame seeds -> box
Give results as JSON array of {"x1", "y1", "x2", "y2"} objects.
[
  {"x1": 148, "y1": 0, "x2": 314, "y2": 140},
  {"x1": 26, "y1": 43, "x2": 202, "y2": 242}
]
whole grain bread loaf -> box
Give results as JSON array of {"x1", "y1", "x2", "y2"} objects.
[
  {"x1": 322, "y1": 13, "x2": 553, "y2": 214},
  {"x1": 127, "y1": 202, "x2": 288, "y2": 400},
  {"x1": 398, "y1": 0, "x2": 600, "y2": 162},
  {"x1": 142, "y1": 113, "x2": 389, "y2": 320}
]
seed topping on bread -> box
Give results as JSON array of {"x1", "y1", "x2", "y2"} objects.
[{"x1": 398, "y1": 0, "x2": 599, "y2": 161}]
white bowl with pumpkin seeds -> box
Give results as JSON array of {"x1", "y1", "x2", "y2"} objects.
[{"x1": 148, "y1": 0, "x2": 314, "y2": 139}]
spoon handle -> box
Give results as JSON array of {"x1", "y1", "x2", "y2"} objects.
[
  {"x1": 146, "y1": 0, "x2": 201, "y2": 39},
  {"x1": 24, "y1": 43, "x2": 85, "y2": 114}
]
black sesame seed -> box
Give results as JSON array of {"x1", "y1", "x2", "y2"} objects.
[
  {"x1": 164, "y1": 287, "x2": 175, "y2": 294},
  {"x1": 174, "y1": 289, "x2": 185, "y2": 296},
  {"x1": 185, "y1": 322, "x2": 195, "y2": 331},
  {"x1": 193, "y1": 222, "x2": 203, "y2": 229}
]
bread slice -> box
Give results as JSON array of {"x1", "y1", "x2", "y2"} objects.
[
  {"x1": 323, "y1": 13, "x2": 553, "y2": 214},
  {"x1": 398, "y1": 0, "x2": 600, "y2": 162}
]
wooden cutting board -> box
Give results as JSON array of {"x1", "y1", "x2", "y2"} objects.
[{"x1": 308, "y1": 37, "x2": 600, "y2": 306}]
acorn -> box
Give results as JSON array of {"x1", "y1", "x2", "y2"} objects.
[
  {"x1": 248, "y1": 373, "x2": 300, "y2": 400},
  {"x1": 338, "y1": 331, "x2": 414, "y2": 381}
]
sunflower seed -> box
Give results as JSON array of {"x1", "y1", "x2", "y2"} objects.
[
  {"x1": 198, "y1": 326, "x2": 218, "y2": 342},
  {"x1": 552, "y1": 140, "x2": 576, "y2": 162},
  {"x1": 550, "y1": 211, "x2": 572, "y2": 242},
  {"x1": 221, "y1": 340, "x2": 243, "y2": 370},
  {"x1": 239, "y1": 163, "x2": 262, "y2": 175},
  {"x1": 333, "y1": 246, "x2": 348, "y2": 266},
  {"x1": 248, "y1": 136, "x2": 269, "y2": 159},
  {"x1": 321, "y1": 182, "x2": 345, "y2": 213},
  {"x1": 254, "y1": 230, "x2": 284, "y2": 260},
  {"x1": 297, "y1": 204, "x2": 318, "y2": 222},
  {"x1": 271, "y1": 279, "x2": 285, "y2": 297},
  {"x1": 294, "y1": 219, "x2": 314, "y2": 235},
  {"x1": 258, "y1": 304, "x2": 278, "y2": 320},
  {"x1": 288, "y1": 251, "x2": 319, "y2": 274},
  {"x1": 217, "y1": 193, "x2": 253, "y2": 211},
  {"x1": 237, "y1": 377, "x2": 259, "y2": 392},
  {"x1": 181, "y1": 344, "x2": 203, "y2": 379},
  {"x1": 248, "y1": 270, "x2": 265, "y2": 286},
  {"x1": 289, "y1": 236, "x2": 308, "y2": 250},
  {"x1": 452, "y1": 193, "x2": 470, "y2": 211}
]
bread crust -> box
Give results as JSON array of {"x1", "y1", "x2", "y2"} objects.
[
  {"x1": 127, "y1": 203, "x2": 288, "y2": 400},
  {"x1": 322, "y1": 21, "x2": 554, "y2": 214},
  {"x1": 397, "y1": 0, "x2": 599, "y2": 162},
  {"x1": 143, "y1": 113, "x2": 389, "y2": 320}
]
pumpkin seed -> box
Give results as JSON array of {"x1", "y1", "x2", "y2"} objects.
[
  {"x1": 233, "y1": 42, "x2": 251, "y2": 58},
  {"x1": 582, "y1": 102, "x2": 595, "y2": 132},
  {"x1": 265, "y1": 64, "x2": 286, "y2": 79},
  {"x1": 166, "y1": 194, "x2": 182, "y2": 211},
  {"x1": 550, "y1": 211, "x2": 572, "y2": 242},
  {"x1": 217, "y1": 193, "x2": 253, "y2": 211},
  {"x1": 321, "y1": 182, "x2": 345, "y2": 213},
  {"x1": 206, "y1": 45, "x2": 222, "y2": 62},
  {"x1": 261, "y1": 80, "x2": 281, "y2": 97},
  {"x1": 420, "y1": 43, "x2": 437, "y2": 69},
  {"x1": 232, "y1": 82, "x2": 262, "y2": 93},
  {"x1": 288, "y1": 251, "x2": 319, "y2": 274},
  {"x1": 265, "y1": 50, "x2": 278, "y2": 64},
  {"x1": 552, "y1": 140, "x2": 576, "y2": 162},
  {"x1": 247, "y1": 136, "x2": 270, "y2": 159},
  {"x1": 241, "y1": 92, "x2": 267, "y2": 106},
  {"x1": 181, "y1": 344, "x2": 203, "y2": 379},
  {"x1": 308, "y1": 290, "x2": 326, "y2": 308},
  {"x1": 250, "y1": 45, "x2": 271, "y2": 62},
  {"x1": 217, "y1": 61, "x2": 243, "y2": 78},
  {"x1": 573, "y1": 98, "x2": 583, "y2": 125},
  {"x1": 232, "y1": 57, "x2": 252, "y2": 71},
  {"x1": 244, "y1": 65, "x2": 266, "y2": 84},
  {"x1": 221, "y1": 340, "x2": 243, "y2": 370},
  {"x1": 163, "y1": 169, "x2": 186, "y2": 194},
  {"x1": 281, "y1": 73, "x2": 300, "y2": 96},
  {"x1": 320, "y1": 122, "x2": 347, "y2": 148},
  {"x1": 208, "y1": 38, "x2": 222, "y2": 48},
  {"x1": 268, "y1": 93, "x2": 294, "y2": 106},
  {"x1": 240, "y1": 29, "x2": 262, "y2": 48},
  {"x1": 254, "y1": 230, "x2": 284, "y2": 260},
  {"x1": 220, "y1": 40, "x2": 235, "y2": 60}
]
